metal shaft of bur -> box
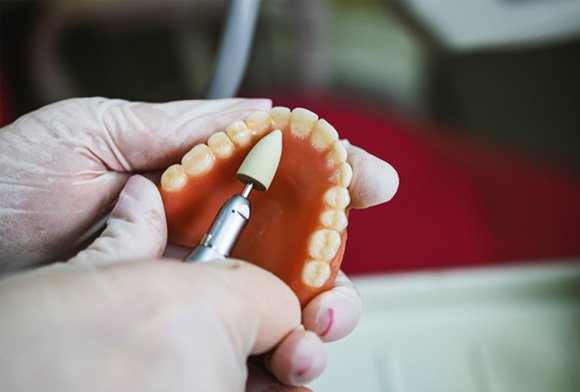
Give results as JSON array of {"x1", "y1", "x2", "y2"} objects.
[{"x1": 241, "y1": 183, "x2": 253, "y2": 198}]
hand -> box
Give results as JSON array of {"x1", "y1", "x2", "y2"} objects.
[
  {"x1": 0, "y1": 257, "x2": 303, "y2": 391},
  {"x1": 0, "y1": 98, "x2": 399, "y2": 388},
  {"x1": 0, "y1": 97, "x2": 272, "y2": 272}
]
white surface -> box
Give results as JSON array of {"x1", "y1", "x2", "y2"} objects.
[
  {"x1": 399, "y1": 0, "x2": 580, "y2": 51},
  {"x1": 309, "y1": 261, "x2": 580, "y2": 391}
]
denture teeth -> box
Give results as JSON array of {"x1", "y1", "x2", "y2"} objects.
[
  {"x1": 226, "y1": 121, "x2": 252, "y2": 147},
  {"x1": 270, "y1": 106, "x2": 291, "y2": 130},
  {"x1": 291, "y1": 108, "x2": 318, "y2": 138},
  {"x1": 245, "y1": 111, "x2": 272, "y2": 136},
  {"x1": 161, "y1": 164, "x2": 188, "y2": 192},
  {"x1": 302, "y1": 260, "x2": 331, "y2": 288},
  {"x1": 207, "y1": 131, "x2": 235, "y2": 159},
  {"x1": 323, "y1": 186, "x2": 351, "y2": 209},
  {"x1": 320, "y1": 209, "x2": 348, "y2": 231},
  {"x1": 328, "y1": 140, "x2": 347, "y2": 166},
  {"x1": 181, "y1": 144, "x2": 215, "y2": 176},
  {"x1": 308, "y1": 229, "x2": 341, "y2": 261},
  {"x1": 310, "y1": 119, "x2": 338, "y2": 150},
  {"x1": 337, "y1": 163, "x2": 353, "y2": 188}
]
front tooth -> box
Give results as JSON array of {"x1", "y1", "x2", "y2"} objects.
[
  {"x1": 291, "y1": 108, "x2": 318, "y2": 138},
  {"x1": 337, "y1": 163, "x2": 353, "y2": 188},
  {"x1": 320, "y1": 209, "x2": 348, "y2": 231},
  {"x1": 310, "y1": 119, "x2": 338, "y2": 150},
  {"x1": 271, "y1": 106, "x2": 291, "y2": 130},
  {"x1": 161, "y1": 164, "x2": 188, "y2": 192},
  {"x1": 208, "y1": 131, "x2": 234, "y2": 159},
  {"x1": 245, "y1": 111, "x2": 272, "y2": 136},
  {"x1": 302, "y1": 260, "x2": 331, "y2": 288},
  {"x1": 181, "y1": 144, "x2": 215, "y2": 176},
  {"x1": 226, "y1": 121, "x2": 251, "y2": 147},
  {"x1": 323, "y1": 186, "x2": 350, "y2": 209},
  {"x1": 328, "y1": 140, "x2": 347, "y2": 165},
  {"x1": 308, "y1": 229, "x2": 341, "y2": 260}
]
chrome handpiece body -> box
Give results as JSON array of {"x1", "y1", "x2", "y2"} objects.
[{"x1": 186, "y1": 185, "x2": 252, "y2": 262}]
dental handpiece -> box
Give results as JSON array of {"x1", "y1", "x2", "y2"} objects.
[
  {"x1": 185, "y1": 183, "x2": 252, "y2": 262},
  {"x1": 185, "y1": 130, "x2": 283, "y2": 263}
]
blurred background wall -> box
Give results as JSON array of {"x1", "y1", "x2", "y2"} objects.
[{"x1": 2, "y1": 0, "x2": 579, "y2": 166}]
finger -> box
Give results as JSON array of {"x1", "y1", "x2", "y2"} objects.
[
  {"x1": 160, "y1": 259, "x2": 302, "y2": 357},
  {"x1": 344, "y1": 140, "x2": 399, "y2": 209},
  {"x1": 302, "y1": 271, "x2": 362, "y2": 342},
  {"x1": 67, "y1": 175, "x2": 166, "y2": 266},
  {"x1": 267, "y1": 328, "x2": 327, "y2": 386},
  {"x1": 95, "y1": 97, "x2": 272, "y2": 171},
  {"x1": 117, "y1": 260, "x2": 302, "y2": 388},
  {"x1": 246, "y1": 362, "x2": 313, "y2": 392}
]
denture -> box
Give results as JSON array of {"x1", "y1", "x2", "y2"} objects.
[{"x1": 160, "y1": 107, "x2": 352, "y2": 306}]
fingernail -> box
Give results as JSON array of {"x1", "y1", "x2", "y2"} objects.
[
  {"x1": 289, "y1": 331, "x2": 321, "y2": 384},
  {"x1": 315, "y1": 307, "x2": 334, "y2": 338}
]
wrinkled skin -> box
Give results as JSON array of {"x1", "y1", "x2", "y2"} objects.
[{"x1": 0, "y1": 98, "x2": 398, "y2": 390}]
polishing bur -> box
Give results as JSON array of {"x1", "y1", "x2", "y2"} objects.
[{"x1": 236, "y1": 129, "x2": 283, "y2": 191}]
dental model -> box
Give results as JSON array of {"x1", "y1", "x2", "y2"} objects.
[{"x1": 160, "y1": 107, "x2": 352, "y2": 306}]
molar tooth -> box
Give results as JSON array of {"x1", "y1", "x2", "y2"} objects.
[
  {"x1": 302, "y1": 260, "x2": 331, "y2": 288},
  {"x1": 310, "y1": 119, "x2": 338, "y2": 150},
  {"x1": 270, "y1": 106, "x2": 291, "y2": 130},
  {"x1": 291, "y1": 108, "x2": 318, "y2": 138},
  {"x1": 208, "y1": 131, "x2": 235, "y2": 159},
  {"x1": 226, "y1": 121, "x2": 251, "y2": 147},
  {"x1": 308, "y1": 229, "x2": 341, "y2": 261},
  {"x1": 161, "y1": 164, "x2": 188, "y2": 192},
  {"x1": 320, "y1": 209, "x2": 348, "y2": 231},
  {"x1": 323, "y1": 186, "x2": 350, "y2": 209},
  {"x1": 337, "y1": 163, "x2": 353, "y2": 188},
  {"x1": 328, "y1": 140, "x2": 347, "y2": 165},
  {"x1": 181, "y1": 144, "x2": 215, "y2": 176},
  {"x1": 245, "y1": 111, "x2": 272, "y2": 136}
]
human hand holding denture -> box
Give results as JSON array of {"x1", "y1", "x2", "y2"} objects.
[{"x1": 0, "y1": 97, "x2": 398, "y2": 389}]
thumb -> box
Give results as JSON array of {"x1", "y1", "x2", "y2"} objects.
[
  {"x1": 85, "y1": 97, "x2": 272, "y2": 171},
  {"x1": 68, "y1": 175, "x2": 166, "y2": 266},
  {"x1": 345, "y1": 141, "x2": 399, "y2": 209}
]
